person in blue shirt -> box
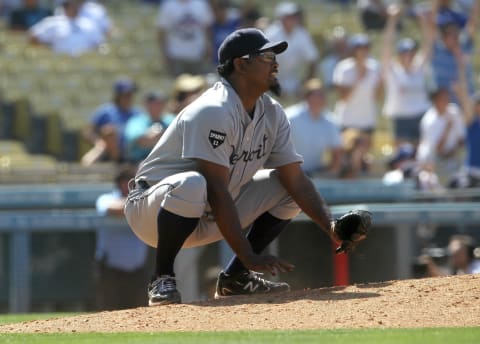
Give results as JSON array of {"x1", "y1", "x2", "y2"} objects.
[
  {"x1": 8, "y1": 0, "x2": 52, "y2": 31},
  {"x1": 95, "y1": 164, "x2": 152, "y2": 310},
  {"x1": 285, "y1": 78, "x2": 343, "y2": 177},
  {"x1": 124, "y1": 91, "x2": 174, "y2": 164},
  {"x1": 210, "y1": 0, "x2": 242, "y2": 65},
  {"x1": 429, "y1": 0, "x2": 479, "y2": 103},
  {"x1": 82, "y1": 77, "x2": 143, "y2": 166}
]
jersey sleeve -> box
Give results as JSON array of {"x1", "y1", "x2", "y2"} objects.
[
  {"x1": 264, "y1": 106, "x2": 303, "y2": 168},
  {"x1": 181, "y1": 105, "x2": 233, "y2": 168}
]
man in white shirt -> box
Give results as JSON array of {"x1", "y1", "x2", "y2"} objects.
[
  {"x1": 55, "y1": 0, "x2": 114, "y2": 38},
  {"x1": 264, "y1": 2, "x2": 319, "y2": 100},
  {"x1": 156, "y1": 0, "x2": 214, "y2": 76},
  {"x1": 29, "y1": 0, "x2": 104, "y2": 56},
  {"x1": 333, "y1": 33, "x2": 382, "y2": 177},
  {"x1": 416, "y1": 87, "x2": 465, "y2": 180}
]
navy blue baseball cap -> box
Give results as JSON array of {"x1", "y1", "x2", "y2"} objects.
[
  {"x1": 218, "y1": 28, "x2": 288, "y2": 64},
  {"x1": 113, "y1": 77, "x2": 137, "y2": 95}
]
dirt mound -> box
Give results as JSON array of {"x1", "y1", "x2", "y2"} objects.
[{"x1": 2, "y1": 274, "x2": 479, "y2": 333}]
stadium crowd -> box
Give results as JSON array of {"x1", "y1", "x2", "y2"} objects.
[{"x1": 0, "y1": 0, "x2": 478, "y2": 189}]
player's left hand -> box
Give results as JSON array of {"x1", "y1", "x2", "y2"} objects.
[{"x1": 332, "y1": 210, "x2": 372, "y2": 254}]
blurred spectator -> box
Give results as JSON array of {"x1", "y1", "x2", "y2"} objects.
[
  {"x1": 383, "y1": 142, "x2": 443, "y2": 191},
  {"x1": 124, "y1": 91, "x2": 173, "y2": 164},
  {"x1": 238, "y1": 2, "x2": 263, "y2": 29},
  {"x1": 416, "y1": 87, "x2": 465, "y2": 181},
  {"x1": 94, "y1": 165, "x2": 151, "y2": 310},
  {"x1": 421, "y1": 234, "x2": 480, "y2": 276},
  {"x1": 357, "y1": 0, "x2": 388, "y2": 31},
  {"x1": 435, "y1": 0, "x2": 468, "y2": 28},
  {"x1": 285, "y1": 78, "x2": 343, "y2": 177},
  {"x1": 333, "y1": 33, "x2": 382, "y2": 177},
  {"x1": 82, "y1": 77, "x2": 142, "y2": 166},
  {"x1": 156, "y1": 0, "x2": 214, "y2": 76},
  {"x1": 210, "y1": 0, "x2": 242, "y2": 65},
  {"x1": 264, "y1": 2, "x2": 319, "y2": 100},
  {"x1": 54, "y1": 0, "x2": 114, "y2": 38},
  {"x1": 28, "y1": 0, "x2": 104, "y2": 56},
  {"x1": 448, "y1": 51, "x2": 480, "y2": 188},
  {"x1": 318, "y1": 26, "x2": 349, "y2": 91},
  {"x1": 8, "y1": 0, "x2": 52, "y2": 31},
  {"x1": 381, "y1": 4, "x2": 433, "y2": 148},
  {"x1": 170, "y1": 73, "x2": 208, "y2": 114},
  {"x1": 429, "y1": 0, "x2": 479, "y2": 102}
]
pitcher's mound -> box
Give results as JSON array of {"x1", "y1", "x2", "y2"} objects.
[{"x1": 2, "y1": 274, "x2": 479, "y2": 333}]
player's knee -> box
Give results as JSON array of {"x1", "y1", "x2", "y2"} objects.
[{"x1": 174, "y1": 171, "x2": 207, "y2": 202}]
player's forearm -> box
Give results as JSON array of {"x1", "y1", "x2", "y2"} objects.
[
  {"x1": 277, "y1": 165, "x2": 333, "y2": 237},
  {"x1": 293, "y1": 179, "x2": 333, "y2": 237},
  {"x1": 207, "y1": 185, "x2": 255, "y2": 262}
]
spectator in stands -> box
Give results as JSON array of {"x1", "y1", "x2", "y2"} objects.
[
  {"x1": 448, "y1": 50, "x2": 480, "y2": 188},
  {"x1": 8, "y1": 0, "x2": 52, "y2": 31},
  {"x1": 156, "y1": 0, "x2": 214, "y2": 76},
  {"x1": 285, "y1": 78, "x2": 343, "y2": 177},
  {"x1": 421, "y1": 234, "x2": 480, "y2": 276},
  {"x1": 210, "y1": 0, "x2": 241, "y2": 65},
  {"x1": 82, "y1": 77, "x2": 142, "y2": 166},
  {"x1": 94, "y1": 164, "x2": 151, "y2": 310},
  {"x1": 238, "y1": 2, "x2": 264, "y2": 29},
  {"x1": 54, "y1": 0, "x2": 114, "y2": 38},
  {"x1": 124, "y1": 91, "x2": 173, "y2": 164},
  {"x1": 28, "y1": 0, "x2": 104, "y2": 56},
  {"x1": 318, "y1": 26, "x2": 349, "y2": 91},
  {"x1": 264, "y1": 1, "x2": 319, "y2": 100},
  {"x1": 383, "y1": 142, "x2": 443, "y2": 191},
  {"x1": 381, "y1": 4, "x2": 433, "y2": 148},
  {"x1": 170, "y1": 73, "x2": 208, "y2": 114},
  {"x1": 429, "y1": 0, "x2": 479, "y2": 102},
  {"x1": 416, "y1": 86, "x2": 466, "y2": 182},
  {"x1": 333, "y1": 33, "x2": 382, "y2": 177}
]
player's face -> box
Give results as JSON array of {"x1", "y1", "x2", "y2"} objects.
[{"x1": 241, "y1": 50, "x2": 281, "y2": 95}]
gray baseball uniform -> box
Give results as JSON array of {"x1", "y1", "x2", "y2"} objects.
[{"x1": 125, "y1": 79, "x2": 303, "y2": 248}]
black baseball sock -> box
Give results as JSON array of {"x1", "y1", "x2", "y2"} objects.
[
  {"x1": 224, "y1": 212, "x2": 291, "y2": 276},
  {"x1": 155, "y1": 208, "x2": 199, "y2": 277}
]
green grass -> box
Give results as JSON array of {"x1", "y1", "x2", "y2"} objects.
[{"x1": 0, "y1": 328, "x2": 479, "y2": 344}]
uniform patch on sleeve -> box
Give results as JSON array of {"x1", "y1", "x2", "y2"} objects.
[{"x1": 208, "y1": 130, "x2": 226, "y2": 149}]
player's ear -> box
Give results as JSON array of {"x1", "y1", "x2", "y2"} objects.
[{"x1": 233, "y1": 57, "x2": 248, "y2": 74}]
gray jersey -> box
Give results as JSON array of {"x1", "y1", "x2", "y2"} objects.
[{"x1": 136, "y1": 79, "x2": 302, "y2": 200}]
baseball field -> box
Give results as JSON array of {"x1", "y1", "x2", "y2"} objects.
[{"x1": 1, "y1": 274, "x2": 479, "y2": 343}]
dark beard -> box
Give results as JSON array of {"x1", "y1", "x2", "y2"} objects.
[{"x1": 269, "y1": 81, "x2": 282, "y2": 97}]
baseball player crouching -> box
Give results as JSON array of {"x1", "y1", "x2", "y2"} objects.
[{"x1": 124, "y1": 28, "x2": 358, "y2": 306}]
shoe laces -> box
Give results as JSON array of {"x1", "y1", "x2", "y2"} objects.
[
  {"x1": 245, "y1": 271, "x2": 271, "y2": 286},
  {"x1": 151, "y1": 275, "x2": 177, "y2": 293}
]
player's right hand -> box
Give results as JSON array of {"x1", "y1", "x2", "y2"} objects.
[{"x1": 242, "y1": 253, "x2": 294, "y2": 276}]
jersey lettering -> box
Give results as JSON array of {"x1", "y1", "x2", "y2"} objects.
[
  {"x1": 209, "y1": 130, "x2": 226, "y2": 149},
  {"x1": 229, "y1": 135, "x2": 268, "y2": 165}
]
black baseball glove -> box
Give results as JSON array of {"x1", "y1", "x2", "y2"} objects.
[{"x1": 333, "y1": 210, "x2": 372, "y2": 254}]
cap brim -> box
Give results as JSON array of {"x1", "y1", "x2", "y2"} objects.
[{"x1": 258, "y1": 41, "x2": 288, "y2": 55}]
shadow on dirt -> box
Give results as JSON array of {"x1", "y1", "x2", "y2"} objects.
[{"x1": 191, "y1": 284, "x2": 383, "y2": 307}]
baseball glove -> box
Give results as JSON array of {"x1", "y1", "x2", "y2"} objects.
[{"x1": 333, "y1": 210, "x2": 372, "y2": 254}]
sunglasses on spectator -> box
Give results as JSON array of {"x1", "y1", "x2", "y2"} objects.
[{"x1": 241, "y1": 51, "x2": 277, "y2": 63}]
